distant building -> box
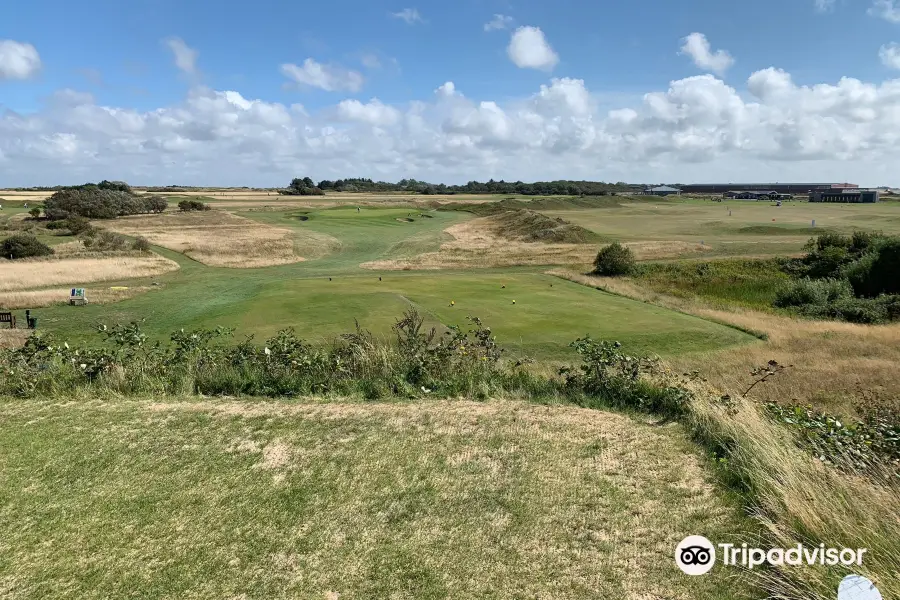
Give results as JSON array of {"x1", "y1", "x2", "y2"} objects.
[
  {"x1": 723, "y1": 190, "x2": 794, "y2": 200},
  {"x1": 642, "y1": 185, "x2": 682, "y2": 196},
  {"x1": 809, "y1": 189, "x2": 880, "y2": 203},
  {"x1": 681, "y1": 183, "x2": 858, "y2": 194}
]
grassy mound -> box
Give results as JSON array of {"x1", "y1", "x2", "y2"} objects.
[{"x1": 490, "y1": 209, "x2": 602, "y2": 244}]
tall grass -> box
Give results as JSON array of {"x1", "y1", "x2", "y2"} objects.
[
  {"x1": 685, "y1": 384, "x2": 899, "y2": 599},
  {"x1": 634, "y1": 259, "x2": 791, "y2": 309}
]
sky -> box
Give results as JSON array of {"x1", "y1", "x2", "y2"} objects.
[{"x1": 2, "y1": 0, "x2": 900, "y2": 187}]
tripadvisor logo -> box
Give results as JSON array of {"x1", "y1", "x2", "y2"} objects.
[
  {"x1": 675, "y1": 536, "x2": 868, "y2": 575},
  {"x1": 675, "y1": 535, "x2": 716, "y2": 575}
]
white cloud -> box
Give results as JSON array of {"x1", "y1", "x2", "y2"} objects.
[
  {"x1": 869, "y1": 0, "x2": 900, "y2": 22},
  {"x1": 164, "y1": 38, "x2": 198, "y2": 76},
  {"x1": 0, "y1": 40, "x2": 42, "y2": 80},
  {"x1": 392, "y1": 8, "x2": 424, "y2": 24},
  {"x1": 680, "y1": 33, "x2": 735, "y2": 75},
  {"x1": 815, "y1": 0, "x2": 836, "y2": 12},
  {"x1": 484, "y1": 14, "x2": 514, "y2": 32},
  {"x1": 280, "y1": 59, "x2": 364, "y2": 92},
  {"x1": 5, "y1": 69, "x2": 900, "y2": 186},
  {"x1": 435, "y1": 81, "x2": 459, "y2": 97},
  {"x1": 335, "y1": 99, "x2": 400, "y2": 126},
  {"x1": 881, "y1": 43, "x2": 900, "y2": 69},
  {"x1": 361, "y1": 54, "x2": 382, "y2": 69},
  {"x1": 507, "y1": 26, "x2": 559, "y2": 71}
]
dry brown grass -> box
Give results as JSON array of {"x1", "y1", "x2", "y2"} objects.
[
  {"x1": 0, "y1": 329, "x2": 30, "y2": 349},
  {"x1": 364, "y1": 217, "x2": 707, "y2": 270},
  {"x1": 98, "y1": 210, "x2": 305, "y2": 268},
  {"x1": 0, "y1": 286, "x2": 156, "y2": 309},
  {"x1": 549, "y1": 268, "x2": 900, "y2": 416},
  {"x1": 0, "y1": 255, "x2": 179, "y2": 292},
  {"x1": 0, "y1": 190, "x2": 53, "y2": 201},
  {"x1": 0, "y1": 397, "x2": 755, "y2": 599}
]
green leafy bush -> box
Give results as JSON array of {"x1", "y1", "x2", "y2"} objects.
[
  {"x1": 766, "y1": 403, "x2": 899, "y2": 472},
  {"x1": 177, "y1": 199, "x2": 211, "y2": 212},
  {"x1": 558, "y1": 337, "x2": 689, "y2": 418},
  {"x1": 592, "y1": 242, "x2": 635, "y2": 276},
  {"x1": 844, "y1": 238, "x2": 900, "y2": 298},
  {"x1": 44, "y1": 188, "x2": 163, "y2": 220},
  {"x1": 775, "y1": 232, "x2": 900, "y2": 323},
  {"x1": 773, "y1": 278, "x2": 852, "y2": 308},
  {"x1": 1, "y1": 234, "x2": 53, "y2": 259}
]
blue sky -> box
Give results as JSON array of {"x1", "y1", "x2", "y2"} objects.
[{"x1": 2, "y1": 0, "x2": 900, "y2": 186}]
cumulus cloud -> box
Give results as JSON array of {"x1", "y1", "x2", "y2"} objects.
[
  {"x1": 869, "y1": 0, "x2": 900, "y2": 22},
  {"x1": 335, "y1": 99, "x2": 400, "y2": 126},
  {"x1": 680, "y1": 33, "x2": 735, "y2": 75},
  {"x1": 435, "y1": 81, "x2": 459, "y2": 97},
  {"x1": 392, "y1": 8, "x2": 424, "y2": 24},
  {"x1": 484, "y1": 14, "x2": 514, "y2": 32},
  {"x1": 4, "y1": 69, "x2": 900, "y2": 186},
  {"x1": 507, "y1": 26, "x2": 559, "y2": 71},
  {"x1": 0, "y1": 40, "x2": 42, "y2": 80},
  {"x1": 280, "y1": 59, "x2": 364, "y2": 92},
  {"x1": 164, "y1": 38, "x2": 198, "y2": 76},
  {"x1": 881, "y1": 43, "x2": 900, "y2": 69}
]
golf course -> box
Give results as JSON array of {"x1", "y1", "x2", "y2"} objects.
[
  {"x1": 19, "y1": 201, "x2": 764, "y2": 359},
  {"x1": 2, "y1": 190, "x2": 899, "y2": 600}
]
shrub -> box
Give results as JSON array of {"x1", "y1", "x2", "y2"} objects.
[
  {"x1": 178, "y1": 199, "x2": 210, "y2": 212},
  {"x1": 82, "y1": 229, "x2": 128, "y2": 251},
  {"x1": 1, "y1": 234, "x2": 54, "y2": 259},
  {"x1": 28, "y1": 207, "x2": 41, "y2": 219},
  {"x1": 65, "y1": 216, "x2": 94, "y2": 236},
  {"x1": 845, "y1": 238, "x2": 900, "y2": 298},
  {"x1": 592, "y1": 242, "x2": 635, "y2": 276},
  {"x1": 558, "y1": 337, "x2": 689, "y2": 418},
  {"x1": 44, "y1": 189, "x2": 130, "y2": 219},
  {"x1": 144, "y1": 196, "x2": 168, "y2": 214},
  {"x1": 44, "y1": 188, "x2": 166, "y2": 220},
  {"x1": 132, "y1": 237, "x2": 151, "y2": 252},
  {"x1": 773, "y1": 278, "x2": 852, "y2": 308}
]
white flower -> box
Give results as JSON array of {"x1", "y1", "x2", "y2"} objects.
[
  {"x1": 64, "y1": 342, "x2": 69, "y2": 349},
  {"x1": 264, "y1": 347, "x2": 271, "y2": 355},
  {"x1": 80, "y1": 364, "x2": 87, "y2": 369}
]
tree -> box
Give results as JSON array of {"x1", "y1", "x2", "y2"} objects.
[
  {"x1": 2, "y1": 234, "x2": 54, "y2": 260},
  {"x1": 28, "y1": 207, "x2": 41, "y2": 219},
  {"x1": 144, "y1": 196, "x2": 169, "y2": 214},
  {"x1": 593, "y1": 243, "x2": 635, "y2": 276},
  {"x1": 178, "y1": 199, "x2": 211, "y2": 212}
]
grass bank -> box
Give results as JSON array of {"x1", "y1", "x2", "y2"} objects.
[{"x1": 1, "y1": 312, "x2": 897, "y2": 599}]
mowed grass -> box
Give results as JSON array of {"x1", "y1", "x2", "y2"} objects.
[
  {"x1": 19, "y1": 206, "x2": 754, "y2": 359},
  {"x1": 0, "y1": 397, "x2": 755, "y2": 600},
  {"x1": 32, "y1": 270, "x2": 754, "y2": 360},
  {"x1": 543, "y1": 199, "x2": 900, "y2": 258}
]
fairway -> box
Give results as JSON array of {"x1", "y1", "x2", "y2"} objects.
[
  {"x1": 6, "y1": 204, "x2": 752, "y2": 359},
  {"x1": 31, "y1": 270, "x2": 753, "y2": 360},
  {"x1": 544, "y1": 199, "x2": 900, "y2": 257},
  {"x1": 0, "y1": 397, "x2": 755, "y2": 600}
]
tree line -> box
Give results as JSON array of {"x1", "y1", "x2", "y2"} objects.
[{"x1": 280, "y1": 177, "x2": 642, "y2": 196}]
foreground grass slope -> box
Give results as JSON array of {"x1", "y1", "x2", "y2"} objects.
[{"x1": 0, "y1": 397, "x2": 754, "y2": 600}]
